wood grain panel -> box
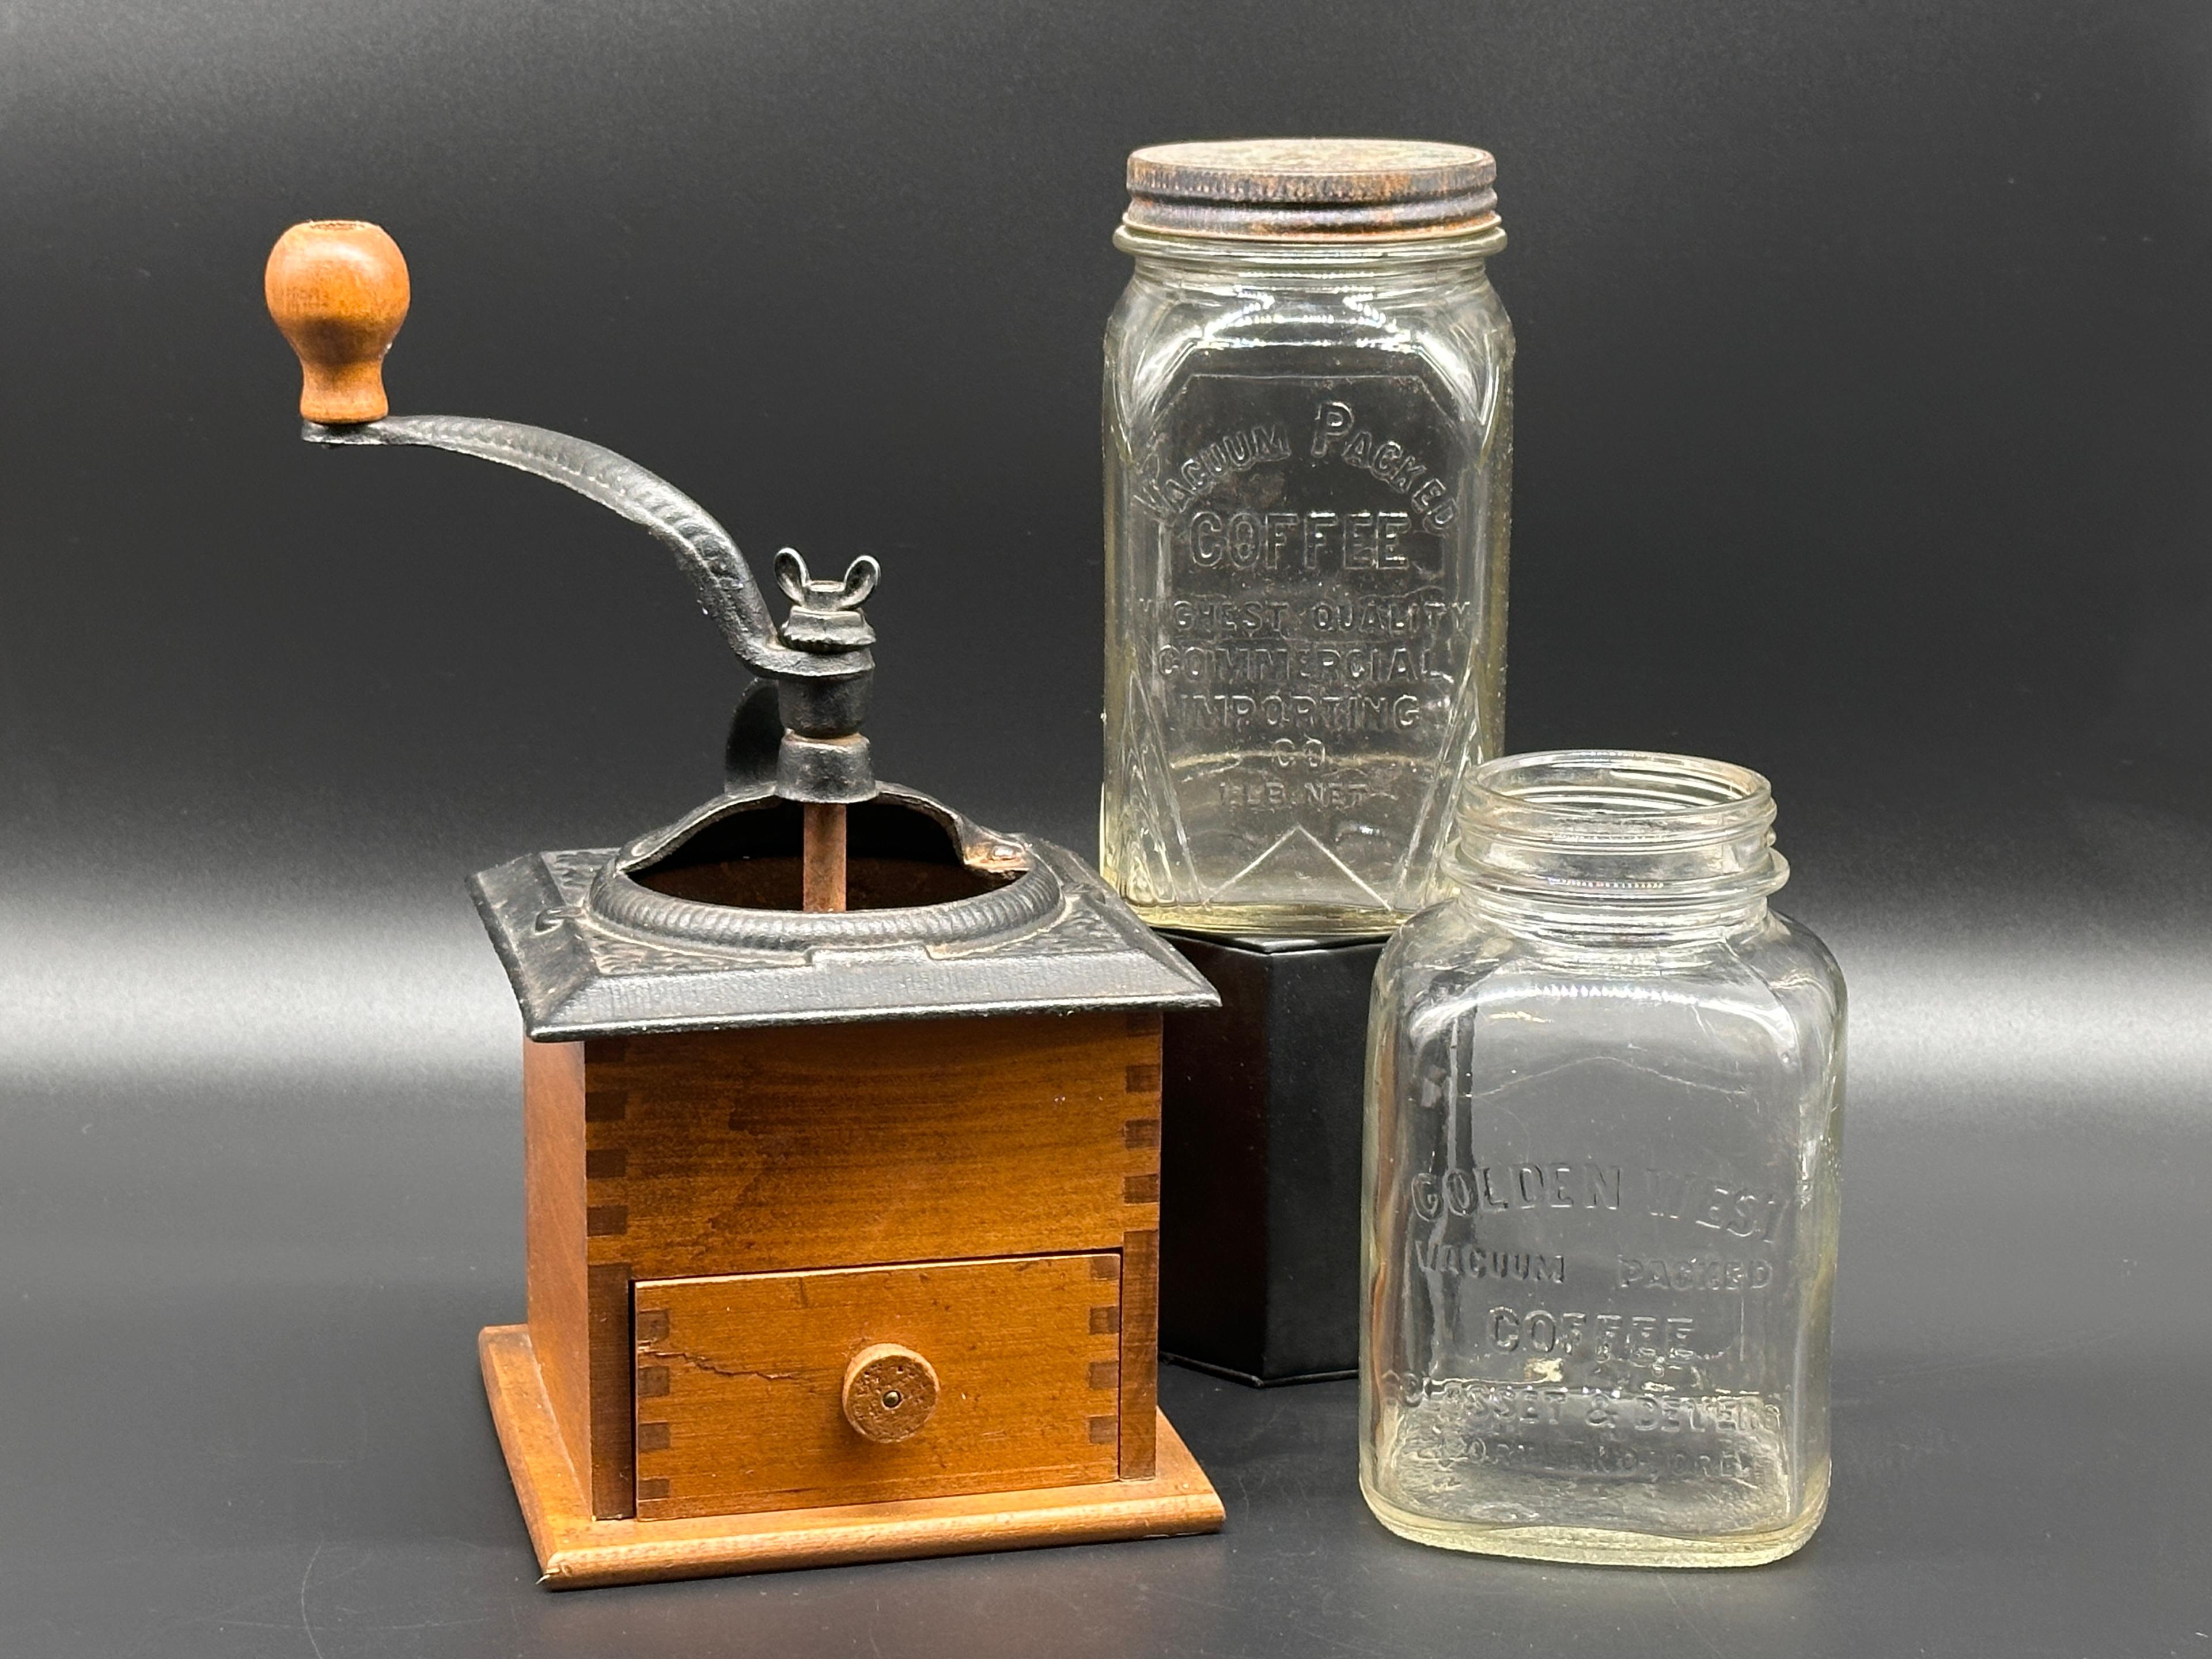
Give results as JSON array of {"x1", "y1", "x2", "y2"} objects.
[
  {"x1": 633, "y1": 1254, "x2": 1122, "y2": 1520},
  {"x1": 522, "y1": 1037, "x2": 588, "y2": 1483},
  {"x1": 581, "y1": 1035, "x2": 645, "y2": 1520},
  {"x1": 1119, "y1": 1228, "x2": 1160, "y2": 1478},
  {"x1": 582, "y1": 1012, "x2": 1162, "y2": 1279},
  {"x1": 587, "y1": 1261, "x2": 635, "y2": 1518},
  {"x1": 1119, "y1": 1024, "x2": 1162, "y2": 1479}
]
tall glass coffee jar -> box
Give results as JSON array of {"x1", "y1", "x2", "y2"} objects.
[
  {"x1": 1362, "y1": 751, "x2": 1845, "y2": 1566},
  {"x1": 1102, "y1": 140, "x2": 1514, "y2": 935}
]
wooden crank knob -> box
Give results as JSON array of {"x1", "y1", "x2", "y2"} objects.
[
  {"x1": 842, "y1": 1344, "x2": 938, "y2": 1444},
  {"x1": 264, "y1": 219, "x2": 410, "y2": 425}
]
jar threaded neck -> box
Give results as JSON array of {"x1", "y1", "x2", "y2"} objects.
[{"x1": 1450, "y1": 750, "x2": 1787, "y2": 934}]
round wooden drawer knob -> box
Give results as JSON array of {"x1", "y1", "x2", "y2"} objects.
[{"x1": 842, "y1": 1344, "x2": 938, "y2": 1443}]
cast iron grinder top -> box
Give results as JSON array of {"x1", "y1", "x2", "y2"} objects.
[{"x1": 264, "y1": 219, "x2": 1214, "y2": 1038}]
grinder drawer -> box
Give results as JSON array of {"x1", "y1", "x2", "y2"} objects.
[{"x1": 632, "y1": 1253, "x2": 1124, "y2": 1520}]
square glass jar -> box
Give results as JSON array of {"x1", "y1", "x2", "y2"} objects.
[
  {"x1": 1361, "y1": 751, "x2": 1845, "y2": 1566},
  {"x1": 1102, "y1": 140, "x2": 1515, "y2": 937}
]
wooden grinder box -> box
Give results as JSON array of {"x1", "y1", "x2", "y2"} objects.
[{"x1": 474, "y1": 839, "x2": 1229, "y2": 1588}]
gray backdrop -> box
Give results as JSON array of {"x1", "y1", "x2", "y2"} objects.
[{"x1": 2, "y1": 1, "x2": 2207, "y2": 1654}]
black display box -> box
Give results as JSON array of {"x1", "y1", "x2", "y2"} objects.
[{"x1": 1157, "y1": 931, "x2": 1388, "y2": 1385}]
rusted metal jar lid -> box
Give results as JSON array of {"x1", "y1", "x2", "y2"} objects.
[{"x1": 1124, "y1": 138, "x2": 1498, "y2": 239}]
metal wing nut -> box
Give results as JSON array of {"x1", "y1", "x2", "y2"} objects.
[{"x1": 774, "y1": 549, "x2": 879, "y2": 652}]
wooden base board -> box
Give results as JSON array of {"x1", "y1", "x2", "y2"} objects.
[{"x1": 478, "y1": 1324, "x2": 1225, "y2": 1589}]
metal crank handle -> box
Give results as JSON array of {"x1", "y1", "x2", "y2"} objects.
[
  {"x1": 260, "y1": 218, "x2": 871, "y2": 687},
  {"x1": 262, "y1": 218, "x2": 880, "y2": 909}
]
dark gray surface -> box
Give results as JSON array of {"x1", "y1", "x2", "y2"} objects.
[
  {"x1": 3, "y1": 846, "x2": 2206, "y2": 1658},
  {"x1": 3, "y1": 0, "x2": 2210, "y2": 1653}
]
